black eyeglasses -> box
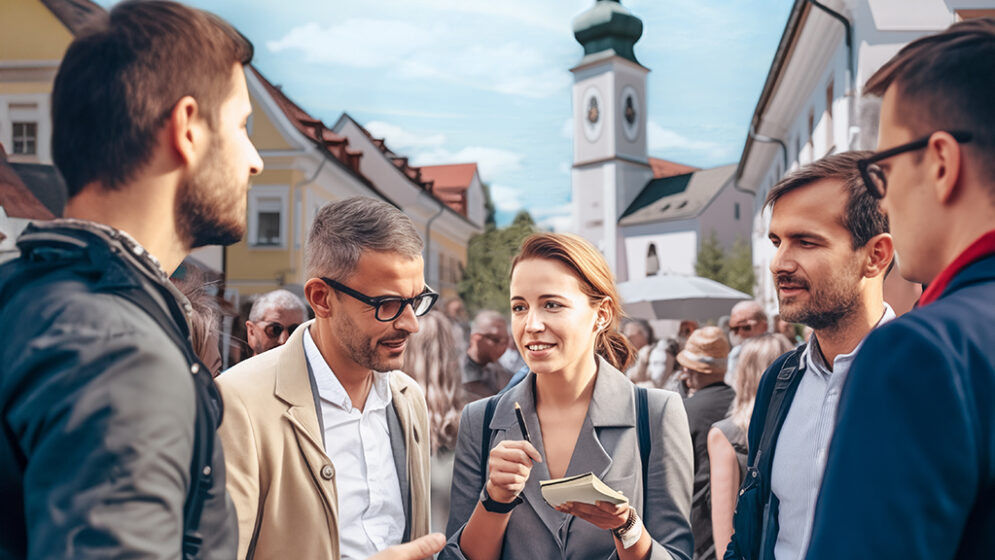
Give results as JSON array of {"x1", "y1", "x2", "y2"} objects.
[
  {"x1": 261, "y1": 321, "x2": 299, "y2": 340},
  {"x1": 858, "y1": 131, "x2": 973, "y2": 199},
  {"x1": 729, "y1": 320, "x2": 756, "y2": 334},
  {"x1": 320, "y1": 277, "x2": 439, "y2": 322}
]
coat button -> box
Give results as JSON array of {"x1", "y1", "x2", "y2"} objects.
[
  {"x1": 190, "y1": 364, "x2": 200, "y2": 375},
  {"x1": 202, "y1": 465, "x2": 212, "y2": 477},
  {"x1": 321, "y1": 465, "x2": 334, "y2": 480}
]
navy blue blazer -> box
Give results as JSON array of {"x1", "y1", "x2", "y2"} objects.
[{"x1": 806, "y1": 253, "x2": 995, "y2": 559}]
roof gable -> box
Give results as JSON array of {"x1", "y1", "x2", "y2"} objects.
[
  {"x1": 0, "y1": 152, "x2": 56, "y2": 220},
  {"x1": 620, "y1": 163, "x2": 737, "y2": 226}
]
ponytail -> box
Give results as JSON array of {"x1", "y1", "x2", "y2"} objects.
[{"x1": 596, "y1": 328, "x2": 637, "y2": 372}]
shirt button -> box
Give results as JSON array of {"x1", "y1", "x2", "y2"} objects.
[
  {"x1": 321, "y1": 464, "x2": 334, "y2": 480},
  {"x1": 190, "y1": 363, "x2": 200, "y2": 375},
  {"x1": 202, "y1": 465, "x2": 212, "y2": 477}
]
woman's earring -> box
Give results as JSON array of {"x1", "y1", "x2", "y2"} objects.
[{"x1": 597, "y1": 319, "x2": 607, "y2": 330}]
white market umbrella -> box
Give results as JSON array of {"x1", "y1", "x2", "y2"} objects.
[{"x1": 617, "y1": 274, "x2": 751, "y2": 322}]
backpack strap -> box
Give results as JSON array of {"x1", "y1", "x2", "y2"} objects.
[
  {"x1": 117, "y1": 287, "x2": 218, "y2": 560},
  {"x1": 635, "y1": 386, "x2": 651, "y2": 512},
  {"x1": 751, "y1": 344, "x2": 807, "y2": 490},
  {"x1": 479, "y1": 395, "x2": 500, "y2": 491},
  {"x1": 1, "y1": 235, "x2": 216, "y2": 560}
]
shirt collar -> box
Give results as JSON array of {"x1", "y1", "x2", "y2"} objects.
[
  {"x1": 804, "y1": 303, "x2": 896, "y2": 377},
  {"x1": 303, "y1": 327, "x2": 392, "y2": 412}
]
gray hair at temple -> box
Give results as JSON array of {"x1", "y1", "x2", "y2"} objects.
[
  {"x1": 305, "y1": 197, "x2": 424, "y2": 281},
  {"x1": 248, "y1": 289, "x2": 308, "y2": 322},
  {"x1": 471, "y1": 310, "x2": 507, "y2": 334}
]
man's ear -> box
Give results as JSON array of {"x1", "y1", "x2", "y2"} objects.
[
  {"x1": 929, "y1": 131, "x2": 963, "y2": 205},
  {"x1": 169, "y1": 95, "x2": 205, "y2": 169},
  {"x1": 304, "y1": 278, "x2": 334, "y2": 319},
  {"x1": 864, "y1": 232, "x2": 895, "y2": 278}
]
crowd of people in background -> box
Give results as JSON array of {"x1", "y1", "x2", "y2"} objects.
[{"x1": 1, "y1": 2, "x2": 994, "y2": 560}]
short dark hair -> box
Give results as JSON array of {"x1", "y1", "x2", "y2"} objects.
[
  {"x1": 765, "y1": 151, "x2": 889, "y2": 250},
  {"x1": 864, "y1": 17, "x2": 995, "y2": 187},
  {"x1": 51, "y1": 0, "x2": 253, "y2": 197}
]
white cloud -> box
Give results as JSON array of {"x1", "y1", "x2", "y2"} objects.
[
  {"x1": 531, "y1": 202, "x2": 574, "y2": 232},
  {"x1": 266, "y1": 20, "x2": 433, "y2": 67},
  {"x1": 560, "y1": 117, "x2": 573, "y2": 139},
  {"x1": 267, "y1": 19, "x2": 570, "y2": 98},
  {"x1": 647, "y1": 120, "x2": 729, "y2": 160},
  {"x1": 364, "y1": 121, "x2": 447, "y2": 150},
  {"x1": 378, "y1": 0, "x2": 583, "y2": 35},
  {"x1": 413, "y1": 146, "x2": 523, "y2": 179},
  {"x1": 489, "y1": 183, "x2": 524, "y2": 212}
]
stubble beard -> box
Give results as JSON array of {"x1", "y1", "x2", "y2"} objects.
[
  {"x1": 337, "y1": 310, "x2": 408, "y2": 373},
  {"x1": 176, "y1": 135, "x2": 247, "y2": 249},
  {"x1": 777, "y1": 266, "x2": 861, "y2": 331}
]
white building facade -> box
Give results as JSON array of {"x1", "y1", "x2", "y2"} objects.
[{"x1": 736, "y1": 0, "x2": 995, "y2": 315}]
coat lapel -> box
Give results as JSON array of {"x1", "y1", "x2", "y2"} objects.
[
  {"x1": 386, "y1": 398, "x2": 410, "y2": 540},
  {"x1": 491, "y1": 357, "x2": 638, "y2": 546},
  {"x1": 273, "y1": 321, "x2": 339, "y2": 537},
  {"x1": 490, "y1": 376, "x2": 568, "y2": 545},
  {"x1": 389, "y1": 375, "x2": 429, "y2": 540}
]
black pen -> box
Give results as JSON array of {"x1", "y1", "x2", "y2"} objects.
[{"x1": 514, "y1": 402, "x2": 531, "y2": 443}]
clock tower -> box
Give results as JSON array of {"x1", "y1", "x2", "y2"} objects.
[{"x1": 570, "y1": 0, "x2": 651, "y2": 279}]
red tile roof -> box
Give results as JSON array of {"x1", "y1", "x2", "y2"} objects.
[
  {"x1": 649, "y1": 157, "x2": 698, "y2": 179},
  {"x1": 248, "y1": 67, "x2": 402, "y2": 204},
  {"x1": 419, "y1": 164, "x2": 479, "y2": 217},
  {"x1": 419, "y1": 163, "x2": 478, "y2": 190},
  {"x1": 0, "y1": 146, "x2": 55, "y2": 221}
]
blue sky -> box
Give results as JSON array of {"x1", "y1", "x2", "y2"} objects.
[{"x1": 102, "y1": 0, "x2": 795, "y2": 228}]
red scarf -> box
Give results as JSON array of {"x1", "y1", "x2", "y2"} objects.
[{"x1": 918, "y1": 229, "x2": 995, "y2": 307}]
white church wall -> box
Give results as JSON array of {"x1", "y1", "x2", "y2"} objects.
[{"x1": 622, "y1": 220, "x2": 698, "y2": 278}]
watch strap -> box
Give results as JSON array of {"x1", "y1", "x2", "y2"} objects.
[
  {"x1": 611, "y1": 507, "x2": 642, "y2": 549},
  {"x1": 480, "y1": 487, "x2": 523, "y2": 514}
]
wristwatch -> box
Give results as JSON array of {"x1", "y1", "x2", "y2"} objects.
[
  {"x1": 611, "y1": 507, "x2": 643, "y2": 549},
  {"x1": 480, "y1": 486, "x2": 523, "y2": 514}
]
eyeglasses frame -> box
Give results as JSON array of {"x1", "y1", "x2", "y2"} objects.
[
  {"x1": 858, "y1": 130, "x2": 973, "y2": 199},
  {"x1": 259, "y1": 320, "x2": 300, "y2": 340},
  {"x1": 320, "y1": 276, "x2": 439, "y2": 322}
]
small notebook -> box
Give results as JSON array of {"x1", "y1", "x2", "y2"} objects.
[{"x1": 539, "y1": 472, "x2": 628, "y2": 507}]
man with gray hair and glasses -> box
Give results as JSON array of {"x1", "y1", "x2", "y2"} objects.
[
  {"x1": 245, "y1": 288, "x2": 308, "y2": 356},
  {"x1": 217, "y1": 196, "x2": 436, "y2": 559},
  {"x1": 461, "y1": 309, "x2": 512, "y2": 402}
]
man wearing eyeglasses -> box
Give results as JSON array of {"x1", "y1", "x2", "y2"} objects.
[
  {"x1": 806, "y1": 18, "x2": 995, "y2": 560},
  {"x1": 245, "y1": 288, "x2": 308, "y2": 356},
  {"x1": 725, "y1": 301, "x2": 769, "y2": 386},
  {"x1": 216, "y1": 196, "x2": 436, "y2": 559},
  {"x1": 461, "y1": 310, "x2": 513, "y2": 402}
]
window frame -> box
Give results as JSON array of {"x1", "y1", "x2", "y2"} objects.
[{"x1": 247, "y1": 185, "x2": 290, "y2": 249}]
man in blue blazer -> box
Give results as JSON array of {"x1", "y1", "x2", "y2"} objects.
[{"x1": 806, "y1": 18, "x2": 995, "y2": 559}]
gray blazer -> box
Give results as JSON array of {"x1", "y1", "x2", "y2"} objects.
[{"x1": 442, "y1": 356, "x2": 694, "y2": 560}]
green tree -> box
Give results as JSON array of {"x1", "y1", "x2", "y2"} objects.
[
  {"x1": 694, "y1": 231, "x2": 755, "y2": 296},
  {"x1": 459, "y1": 210, "x2": 535, "y2": 314},
  {"x1": 695, "y1": 231, "x2": 726, "y2": 282},
  {"x1": 723, "y1": 237, "x2": 755, "y2": 295},
  {"x1": 480, "y1": 182, "x2": 497, "y2": 228}
]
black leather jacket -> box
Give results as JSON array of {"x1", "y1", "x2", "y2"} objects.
[{"x1": 0, "y1": 220, "x2": 236, "y2": 559}]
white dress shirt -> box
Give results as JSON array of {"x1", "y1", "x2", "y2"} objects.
[
  {"x1": 304, "y1": 329, "x2": 405, "y2": 560},
  {"x1": 771, "y1": 304, "x2": 895, "y2": 559}
]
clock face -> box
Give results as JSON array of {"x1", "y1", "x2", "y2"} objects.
[
  {"x1": 621, "y1": 85, "x2": 640, "y2": 142},
  {"x1": 582, "y1": 86, "x2": 604, "y2": 142}
]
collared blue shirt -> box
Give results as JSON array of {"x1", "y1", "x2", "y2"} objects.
[{"x1": 770, "y1": 304, "x2": 895, "y2": 559}]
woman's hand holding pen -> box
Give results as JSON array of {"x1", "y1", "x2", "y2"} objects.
[{"x1": 485, "y1": 440, "x2": 542, "y2": 503}]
